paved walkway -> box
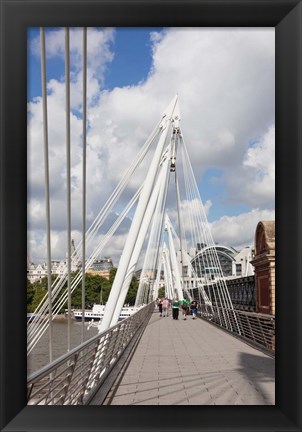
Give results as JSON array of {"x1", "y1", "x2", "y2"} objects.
[{"x1": 104, "y1": 310, "x2": 275, "y2": 405}]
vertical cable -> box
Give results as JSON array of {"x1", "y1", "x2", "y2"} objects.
[
  {"x1": 65, "y1": 28, "x2": 72, "y2": 351},
  {"x1": 81, "y1": 27, "x2": 87, "y2": 343},
  {"x1": 175, "y1": 167, "x2": 185, "y2": 294},
  {"x1": 40, "y1": 28, "x2": 53, "y2": 364}
]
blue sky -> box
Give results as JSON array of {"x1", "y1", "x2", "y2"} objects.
[
  {"x1": 27, "y1": 27, "x2": 247, "y2": 221},
  {"x1": 27, "y1": 27, "x2": 275, "y2": 261},
  {"x1": 28, "y1": 27, "x2": 159, "y2": 100}
]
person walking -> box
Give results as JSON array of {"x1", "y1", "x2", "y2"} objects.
[
  {"x1": 162, "y1": 298, "x2": 170, "y2": 317},
  {"x1": 181, "y1": 298, "x2": 190, "y2": 320},
  {"x1": 158, "y1": 299, "x2": 163, "y2": 317},
  {"x1": 172, "y1": 298, "x2": 180, "y2": 320},
  {"x1": 190, "y1": 299, "x2": 198, "y2": 319}
]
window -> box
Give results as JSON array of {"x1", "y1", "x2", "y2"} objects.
[{"x1": 236, "y1": 264, "x2": 242, "y2": 276}]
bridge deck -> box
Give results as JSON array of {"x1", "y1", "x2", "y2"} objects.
[{"x1": 103, "y1": 310, "x2": 275, "y2": 405}]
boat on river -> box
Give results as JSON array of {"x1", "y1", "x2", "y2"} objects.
[{"x1": 71, "y1": 303, "x2": 141, "y2": 321}]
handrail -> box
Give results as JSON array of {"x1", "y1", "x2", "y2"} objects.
[
  {"x1": 199, "y1": 304, "x2": 275, "y2": 353},
  {"x1": 27, "y1": 302, "x2": 155, "y2": 405}
]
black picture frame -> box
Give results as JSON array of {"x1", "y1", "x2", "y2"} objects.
[{"x1": 1, "y1": 0, "x2": 301, "y2": 431}]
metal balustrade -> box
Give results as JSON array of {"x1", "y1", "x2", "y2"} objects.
[
  {"x1": 199, "y1": 304, "x2": 275, "y2": 353},
  {"x1": 27, "y1": 301, "x2": 274, "y2": 406},
  {"x1": 27, "y1": 302, "x2": 155, "y2": 405}
]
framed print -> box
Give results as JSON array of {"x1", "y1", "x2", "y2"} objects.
[{"x1": 1, "y1": 0, "x2": 301, "y2": 431}]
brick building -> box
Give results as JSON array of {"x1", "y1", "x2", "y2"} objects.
[{"x1": 251, "y1": 221, "x2": 275, "y2": 315}]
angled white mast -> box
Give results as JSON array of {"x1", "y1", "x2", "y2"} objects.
[{"x1": 99, "y1": 96, "x2": 180, "y2": 332}]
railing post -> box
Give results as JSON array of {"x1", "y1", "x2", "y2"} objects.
[{"x1": 62, "y1": 353, "x2": 79, "y2": 404}]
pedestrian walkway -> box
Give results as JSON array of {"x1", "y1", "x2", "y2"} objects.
[{"x1": 104, "y1": 310, "x2": 275, "y2": 405}]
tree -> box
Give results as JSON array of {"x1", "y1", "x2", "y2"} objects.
[
  {"x1": 109, "y1": 267, "x2": 117, "y2": 284},
  {"x1": 108, "y1": 267, "x2": 139, "y2": 305},
  {"x1": 125, "y1": 275, "x2": 139, "y2": 305},
  {"x1": 70, "y1": 273, "x2": 111, "y2": 309},
  {"x1": 27, "y1": 267, "x2": 141, "y2": 313},
  {"x1": 27, "y1": 279, "x2": 35, "y2": 308},
  {"x1": 27, "y1": 275, "x2": 56, "y2": 313},
  {"x1": 158, "y1": 287, "x2": 165, "y2": 298}
]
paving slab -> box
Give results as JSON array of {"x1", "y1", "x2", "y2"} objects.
[{"x1": 106, "y1": 311, "x2": 275, "y2": 405}]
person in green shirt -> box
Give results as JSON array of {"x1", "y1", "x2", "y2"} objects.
[
  {"x1": 172, "y1": 298, "x2": 180, "y2": 320},
  {"x1": 181, "y1": 298, "x2": 190, "y2": 320}
]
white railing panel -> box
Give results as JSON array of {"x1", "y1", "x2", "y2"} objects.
[{"x1": 27, "y1": 302, "x2": 155, "y2": 405}]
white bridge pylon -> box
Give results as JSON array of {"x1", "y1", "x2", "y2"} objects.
[
  {"x1": 27, "y1": 95, "x2": 240, "y2": 356},
  {"x1": 99, "y1": 96, "x2": 240, "y2": 335},
  {"x1": 98, "y1": 96, "x2": 180, "y2": 331}
]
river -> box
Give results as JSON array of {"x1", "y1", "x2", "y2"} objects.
[{"x1": 27, "y1": 320, "x2": 98, "y2": 375}]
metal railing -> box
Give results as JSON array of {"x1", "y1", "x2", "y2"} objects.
[
  {"x1": 199, "y1": 304, "x2": 275, "y2": 353},
  {"x1": 27, "y1": 302, "x2": 155, "y2": 405}
]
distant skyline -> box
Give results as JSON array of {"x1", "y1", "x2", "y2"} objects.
[{"x1": 27, "y1": 27, "x2": 275, "y2": 264}]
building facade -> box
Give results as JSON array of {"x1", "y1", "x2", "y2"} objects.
[
  {"x1": 251, "y1": 221, "x2": 275, "y2": 315},
  {"x1": 27, "y1": 260, "x2": 80, "y2": 283},
  {"x1": 190, "y1": 244, "x2": 254, "y2": 279},
  {"x1": 27, "y1": 257, "x2": 113, "y2": 282},
  {"x1": 86, "y1": 258, "x2": 113, "y2": 279}
]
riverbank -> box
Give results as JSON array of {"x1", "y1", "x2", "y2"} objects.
[
  {"x1": 53, "y1": 314, "x2": 71, "y2": 321},
  {"x1": 27, "y1": 313, "x2": 76, "y2": 322}
]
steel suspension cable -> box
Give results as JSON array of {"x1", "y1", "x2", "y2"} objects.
[
  {"x1": 27, "y1": 187, "x2": 142, "y2": 355},
  {"x1": 135, "y1": 150, "x2": 171, "y2": 305},
  {"x1": 27, "y1": 125, "x2": 161, "y2": 342},
  {"x1": 40, "y1": 27, "x2": 53, "y2": 364},
  {"x1": 81, "y1": 27, "x2": 87, "y2": 343},
  {"x1": 65, "y1": 27, "x2": 72, "y2": 351},
  {"x1": 111, "y1": 155, "x2": 170, "y2": 321},
  {"x1": 181, "y1": 136, "x2": 239, "y2": 331},
  {"x1": 183, "y1": 142, "x2": 226, "y2": 323},
  {"x1": 27, "y1": 123, "x2": 161, "y2": 331},
  {"x1": 180, "y1": 144, "x2": 206, "y2": 284},
  {"x1": 174, "y1": 168, "x2": 188, "y2": 297},
  {"x1": 180, "y1": 139, "x2": 221, "y2": 322},
  {"x1": 149, "y1": 171, "x2": 171, "y2": 299}
]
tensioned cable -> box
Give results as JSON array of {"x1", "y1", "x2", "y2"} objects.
[
  {"x1": 180, "y1": 135, "x2": 239, "y2": 332},
  {"x1": 40, "y1": 27, "x2": 53, "y2": 364},
  {"x1": 152, "y1": 251, "x2": 163, "y2": 300},
  {"x1": 180, "y1": 139, "x2": 223, "y2": 323},
  {"x1": 27, "y1": 125, "x2": 161, "y2": 345},
  {"x1": 27, "y1": 186, "x2": 142, "y2": 354},
  {"x1": 173, "y1": 143, "x2": 208, "y2": 312},
  {"x1": 171, "y1": 187, "x2": 212, "y2": 308},
  {"x1": 149, "y1": 169, "x2": 171, "y2": 300},
  {"x1": 67, "y1": 122, "x2": 162, "y2": 261},
  {"x1": 184, "y1": 142, "x2": 226, "y2": 325},
  {"x1": 81, "y1": 27, "x2": 87, "y2": 343},
  {"x1": 136, "y1": 138, "x2": 174, "y2": 304},
  {"x1": 28, "y1": 186, "x2": 142, "y2": 351},
  {"x1": 175, "y1": 167, "x2": 188, "y2": 298},
  {"x1": 180, "y1": 147, "x2": 200, "y2": 296},
  {"x1": 65, "y1": 27, "x2": 72, "y2": 352},
  {"x1": 174, "y1": 130, "x2": 189, "y2": 295},
  {"x1": 27, "y1": 122, "x2": 161, "y2": 334},
  {"x1": 109, "y1": 158, "x2": 170, "y2": 324},
  {"x1": 162, "y1": 246, "x2": 172, "y2": 298},
  {"x1": 179, "y1": 143, "x2": 206, "y2": 288},
  {"x1": 135, "y1": 148, "x2": 171, "y2": 305}
]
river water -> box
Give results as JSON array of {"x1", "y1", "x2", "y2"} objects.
[{"x1": 27, "y1": 320, "x2": 98, "y2": 375}]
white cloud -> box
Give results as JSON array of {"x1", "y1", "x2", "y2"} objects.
[
  {"x1": 28, "y1": 27, "x2": 275, "y2": 263},
  {"x1": 223, "y1": 124, "x2": 275, "y2": 208},
  {"x1": 210, "y1": 208, "x2": 275, "y2": 249},
  {"x1": 31, "y1": 27, "x2": 115, "y2": 76}
]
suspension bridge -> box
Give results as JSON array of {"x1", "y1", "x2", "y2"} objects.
[{"x1": 26, "y1": 28, "x2": 275, "y2": 406}]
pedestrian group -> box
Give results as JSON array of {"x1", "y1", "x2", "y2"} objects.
[{"x1": 155, "y1": 297, "x2": 199, "y2": 320}]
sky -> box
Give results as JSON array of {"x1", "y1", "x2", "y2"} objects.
[{"x1": 27, "y1": 27, "x2": 275, "y2": 265}]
